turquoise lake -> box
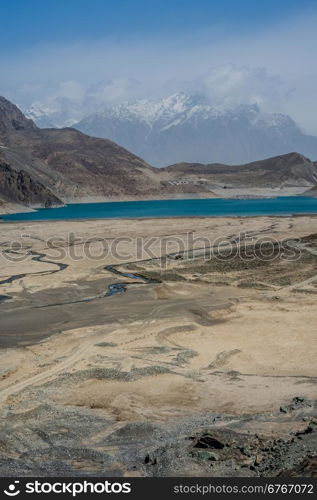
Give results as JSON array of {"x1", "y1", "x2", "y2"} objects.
[{"x1": 2, "y1": 196, "x2": 317, "y2": 222}]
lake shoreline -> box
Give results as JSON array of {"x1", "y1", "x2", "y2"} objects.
[
  {"x1": 3, "y1": 213, "x2": 317, "y2": 226},
  {"x1": 2, "y1": 196, "x2": 317, "y2": 222}
]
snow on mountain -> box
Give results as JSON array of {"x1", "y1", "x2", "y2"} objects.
[
  {"x1": 92, "y1": 93, "x2": 221, "y2": 128},
  {"x1": 24, "y1": 93, "x2": 317, "y2": 166},
  {"x1": 23, "y1": 100, "x2": 84, "y2": 129}
]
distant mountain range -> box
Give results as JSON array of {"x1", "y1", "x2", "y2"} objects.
[
  {"x1": 0, "y1": 96, "x2": 317, "y2": 213},
  {"x1": 25, "y1": 93, "x2": 317, "y2": 166}
]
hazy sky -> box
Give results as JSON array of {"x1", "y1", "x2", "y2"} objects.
[{"x1": 1, "y1": 0, "x2": 317, "y2": 133}]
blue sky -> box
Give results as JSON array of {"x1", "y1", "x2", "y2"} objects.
[
  {"x1": 1, "y1": 0, "x2": 315, "y2": 51},
  {"x1": 1, "y1": 0, "x2": 317, "y2": 134}
]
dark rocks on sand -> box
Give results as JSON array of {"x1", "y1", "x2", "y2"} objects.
[{"x1": 193, "y1": 433, "x2": 225, "y2": 450}]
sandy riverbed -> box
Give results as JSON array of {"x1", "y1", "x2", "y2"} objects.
[{"x1": 0, "y1": 216, "x2": 316, "y2": 476}]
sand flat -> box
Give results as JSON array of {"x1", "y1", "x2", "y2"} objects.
[{"x1": 0, "y1": 215, "x2": 316, "y2": 476}]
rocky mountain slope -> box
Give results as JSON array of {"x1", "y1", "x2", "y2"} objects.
[
  {"x1": 0, "y1": 97, "x2": 164, "y2": 203},
  {"x1": 73, "y1": 93, "x2": 317, "y2": 166},
  {"x1": 0, "y1": 154, "x2": 62, "y2": 208}
]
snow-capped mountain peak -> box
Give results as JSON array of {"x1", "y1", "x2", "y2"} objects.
[
  {"x1": 96, "y1": 92, "x2": 206, "y2": 126},
  {"x1": 23, "y1": 99, "x2": 84, "y2": 129}
]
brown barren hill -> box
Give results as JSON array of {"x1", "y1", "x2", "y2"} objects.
[
  {"x1": 0, "y1": 96, "x2": 164, "y2": 201},
  {"x1": 164, "y1": 153, "x2": 317, "y2": 189}
]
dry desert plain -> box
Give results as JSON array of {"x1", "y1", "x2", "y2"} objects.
[{"x1": 0, "y1": 215, "x2": 316, "y2": 476}]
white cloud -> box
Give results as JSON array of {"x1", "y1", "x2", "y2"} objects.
[
  {"x1": 85, "y1": 77, "x2": 141, "y2": 106},
  {"x1": 184, "y1": 65, "x2": 289, "y2": 112}
]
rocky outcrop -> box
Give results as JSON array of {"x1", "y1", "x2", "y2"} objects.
[
  {"x1": 0, "y1": 157, "x2": 62, "y2": 208},
  {"x1": 0, "y1": 96, "x2": 37, "y2": 146}
]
